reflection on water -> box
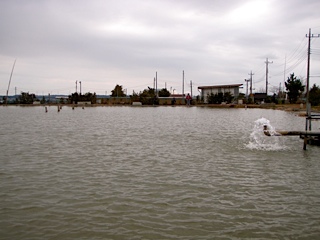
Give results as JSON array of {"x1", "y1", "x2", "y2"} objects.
[{"x1": 1, "y1": 106, "x2": 320, "y2": 239}]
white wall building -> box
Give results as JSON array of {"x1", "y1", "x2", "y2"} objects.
[{"x1": 198, "y1": 84, "x2": 243, "y2": 103}]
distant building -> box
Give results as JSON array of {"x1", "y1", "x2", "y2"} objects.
[
  {"x1": 253, "y1": 93, "x2": 267, "y2": 104},
  {"x1": 198, "y1": 84, "x2": 243, "y2": 103}
]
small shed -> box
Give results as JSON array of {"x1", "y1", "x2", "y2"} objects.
[{"x1": 253, "y1": 93, "x2": 267, "y2": 104}]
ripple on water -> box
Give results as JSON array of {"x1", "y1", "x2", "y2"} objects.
[{"x1": 1, "y1": 106, "x2": 320, "y2": 239}]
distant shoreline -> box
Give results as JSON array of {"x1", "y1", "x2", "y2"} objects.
[{"x1": 2, "y1": 103, "x2": 319, "y2": 113}]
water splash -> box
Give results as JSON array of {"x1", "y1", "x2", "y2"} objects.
[{"x1": 246, "y1": 117, "x2": 289, "y2": 151}]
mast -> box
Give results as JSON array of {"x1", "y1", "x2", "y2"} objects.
[{"x1": 5, "y1": 59, "x2": 17, "y2": 106}]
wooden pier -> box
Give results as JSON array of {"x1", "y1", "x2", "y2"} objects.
[
  {"x1": 263, "y1": 105, "x2": 320, "y2": 150},
  {"x1": 263, "y1": 125, "x2": 320, "y2": 147}
]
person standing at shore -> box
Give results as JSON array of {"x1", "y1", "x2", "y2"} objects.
[
  {"x1": 186, "y1": 93, "x2": 192, "y2": 106},
  {"x1": 171, "y1": 97, "x2": 176, "y2": 105}
]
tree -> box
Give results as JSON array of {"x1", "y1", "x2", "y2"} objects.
[
  {"x1": 83, "y1": 92, "x2": 97, "y2": 104},
  {"x1": 19, "y1": 92, "x2": 37, "y2": 104},
  {"x1": 111, "y1": 84, "x2": 126, "y2": 97},
  {"x1": 158, "y1": 88, "x2": 170, "y2": 97},
  {"x1": 131, "y1": 91, "x2": 140, "y2": 102},
  {"x1": 70, "y1": 92, "x2": 77, "y2": 103},
  {"x1": 207, "y1": 93, "x2": 215, "y2": 104},
  {"x1": 207, "y1": 92, "x2": 223, "y2": 104},
  {"x1": 309, "y1": 84, "x2": 320, "y2": 106},
  {"x1": 285, "y1": 73, "x2": 305, "y2": 103},
  {"x1": 68, "y1": 92, "x2": 96, "y2": 104},
  {"x1": 207, "y1": 92, "x2": 233, "y2": 104},
  {"x1": 223, "y1": 92, "x2": 233, "y2": 103},
  {"x1": 138, "y1": 87, "x2": 158, "y2": 105},
  {"x1": 40, "y1": 96, "x2": 46, "y2": 104}
]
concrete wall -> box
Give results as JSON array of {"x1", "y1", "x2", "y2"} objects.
[
  {"x1": 159, "y1": 97, "x2": 185, "y2": 105},
  {"x1": 78, "y1": 101, "x2": 92, "y2": 105}
]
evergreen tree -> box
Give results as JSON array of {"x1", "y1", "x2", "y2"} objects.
[
  {"x1": 19, "y1": 92, "x2": 36, "y2": 104},
  {"x1": 68, "y1": 92, "x2": 96, "y2": 104},
  {"x1": 111, "y1": 84, "x2": 126, "y2": 97},
  {"x1": 138, "y1": 87, "x2": 159, "y2": 105},
  {"x1": 40, "y1": 96, "x2": 46, "y2": 104},
  {"x1": 223, "y1": 92, "x2": 233, "y2": 103},
  {"x1": 158, "y1": 88, "x2": 170, "y2": 97},
  {"x1": 309, "y1": 84, "x2": 320, "y2": 106},
  {"x1": 285, "y1": 73, "x2": 305, "y2": 103},
  {"x1": 207, "y1": 92, "x2": 233, "y2": 104}
]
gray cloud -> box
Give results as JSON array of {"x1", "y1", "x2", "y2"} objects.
[{"x1": 1, "y1": 0, "x2": 320, "y2": 95}]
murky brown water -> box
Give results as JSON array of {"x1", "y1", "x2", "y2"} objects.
[{"x1": 1, "y1": 106, "x2": 320, "y2": 239}]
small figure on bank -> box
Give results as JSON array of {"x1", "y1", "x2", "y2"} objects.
[
  {"x1": 186, "y1": 93, "x2": 192, "y2": 106},
  {"x1": 171, "y1": 97, "x2": 176, "y2": 105},
  {"x1": 153, "y1": 95, "x2": 158, "y2": 105}
]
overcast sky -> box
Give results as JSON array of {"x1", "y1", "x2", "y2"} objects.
[{"x1": 1, "y1": 0, "x2": 320, "y2": 96}]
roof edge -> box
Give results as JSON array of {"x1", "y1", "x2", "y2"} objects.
[{"x1": 198, "y1": 84, "x2": 243, "y2": 89}]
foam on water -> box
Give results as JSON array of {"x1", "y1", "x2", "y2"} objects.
[{"x1": 246, "y1": 117, "x2": 289, "y2": 151}]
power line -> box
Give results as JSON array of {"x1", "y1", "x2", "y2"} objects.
[{"x1": 286, "y1": 36, "x2": 308, "y2": 64}]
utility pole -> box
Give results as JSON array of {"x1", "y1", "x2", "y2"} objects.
[
  {"x1": 306, "y1": 29, "x2": 311, "y2": 105},
  {"x1": 244, "y1": 79, "x2": 250, "y2": 99},
  {"x1": 76, "y1": 80, "x2": 78, "y2": 93},
  {"x1": 306, "y1": 28, "x2": 320, "y2": 105},
  {"x1": 190, "y1": 80, "x2": 193, "y2": 97},
  {"x1": 79, "y1": 81, "x2": 82, "y2": 95},
  {"x1": 248, "y1": 71, "x2": 254, "y2": 96},
  {"x1": 156, "y1": 71, "x2": 158, "y2": 97},
  {"x1": 182, "y1": 70, "x2": 184, "y2": 97},
  {"x1": 279, "y1": 82, "x2": 281, "y2": 95},
  {"x1": 283, "y1": 55, "x2": 286, "y2": 92},
  {"x1": 265, "y1": 58, "x2": 273, "y2": 96},
  {"x1": 305, "y1": 28, "x2": 320, "y2": 134}
]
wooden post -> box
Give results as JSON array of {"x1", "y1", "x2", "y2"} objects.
[{"x1": 303, "y1": 136, "x2": 307, "y2": 150}]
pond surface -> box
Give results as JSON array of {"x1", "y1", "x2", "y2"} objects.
[{"x1": 1, "y1": 106, "x2": 320, "y2": 239}]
